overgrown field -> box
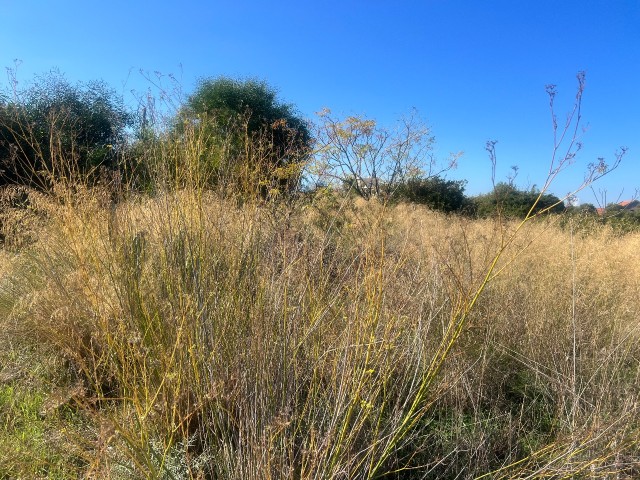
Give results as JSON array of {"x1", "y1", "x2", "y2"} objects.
[{"x1": 0, "y1": 186, "x2": 638, "y2": 479}]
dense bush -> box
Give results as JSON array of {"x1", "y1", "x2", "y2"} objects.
[
  {"x1": 393, "y1": 176, "x2": 470, "y2": 213},
  {"x1": 176, "y1": 77, "x2": 312, "y2": 195},
  {"x1": 601, "y1": 203, "x2": 640, "y2": 233},
  {"x1": 562, "y1": 202, "x2": 640, "y2": 234},
  {"x1": 0, "y1": 72, "x2": 133, "y2": 189},
  {"x1": 472, "y1": 182, "x2": 565, "y2": 218}
]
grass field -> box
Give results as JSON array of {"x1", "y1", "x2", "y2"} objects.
[{"x1": 1, "y1": 184, "x2": 639, "y2": 479}]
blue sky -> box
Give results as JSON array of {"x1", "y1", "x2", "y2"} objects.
[{"x1": 1, "y1": 0, "x2": 638, "y2": 204}]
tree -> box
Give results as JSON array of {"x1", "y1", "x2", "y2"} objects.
[
  {"x1": 313, "y1": 109, "x2": 459, "y2": 200},
  {"x1": 472, "y1": 183, "x2": 566, "y2": 218},
  {"x1": 565, "y1": 202, "x2": 597, "y2": 215},
  {"x1": 394, "y1": 176, "x2": 469, "y2": 213},
  {"x1": 0, "y1": 71, "x2": 133, "y2": 189},
  {"x1": 177, "y1": 77, "x2": 311, "y2": 195}
]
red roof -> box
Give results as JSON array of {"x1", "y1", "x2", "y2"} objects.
[{"x1": 596, "y1": 200, "x2": 640, "y2": 215}]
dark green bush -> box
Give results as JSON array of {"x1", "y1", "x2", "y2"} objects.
[
  {"x1": 0, "y1": 72, "x2": 133, "y2": 190},
  {"x1": 472, "y1": 182, "x2": 565, "y2": 218},
  {"x1": 393, "y1": 176, "x2": 470, "y2": 213},
  {"x1": 176, "y1": 77, "x2": 312, "y2": 195}
]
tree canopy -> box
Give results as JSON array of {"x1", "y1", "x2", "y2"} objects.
[
  {"x1": 0, "y1": 72, "x2": 132, "y2": 189},
  {"x1": 472, "y1": 183, "x2": 565, "y2": 218},
  {"x1": 178, "y1": 77, "x2": 312, "y2": 195},
  {"x1": 312, "y1": 110, "x2": 459, "y2": 200},
  {"x1": 394, "y1": 176, "x2": 469, "y2": 213}
]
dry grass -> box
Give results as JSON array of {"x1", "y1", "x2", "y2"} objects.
[
  {"x1": 1, "y1": 70, "x2": 636, "y2": 478},
  {"x1": 0, "y1": 185, "x2": 639, "y2": 479}
]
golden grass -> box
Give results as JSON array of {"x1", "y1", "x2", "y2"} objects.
[{"x1": 1, "y1": 188, "x2": 639, "y2": 479}]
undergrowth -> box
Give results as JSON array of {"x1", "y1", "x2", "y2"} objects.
[{"x1": 0, "y1": 187, "x2": 639, "y2": 479}]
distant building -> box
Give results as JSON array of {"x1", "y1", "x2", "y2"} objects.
[
  {"x1": 619, "y1": 200, "x2": 640, "y2": 210},
  {"x1": 596, "y1": 199, "x2": 640, "y2": 215},
  {"x1": 358, "y1": 177, "x2": 380, "y2": 195}
]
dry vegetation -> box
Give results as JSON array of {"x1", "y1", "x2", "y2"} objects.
[
  {"x1": 0, "y1": 70, "x2": 638, "y2": 478},
  {"x1": 1, "y1": 182, "x2": 639, "y2": 479}
]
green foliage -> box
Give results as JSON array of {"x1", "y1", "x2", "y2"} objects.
[
  {"x1": 601, "y1": 202, "x2": 640, "y2": 233},
  {"x1": 562, "y1": 202, "x2": 640, "y2": 235},
  {"x1": 472, "y1": 182, "x2": 565, "y2": 218},
  {"x1": 0, "y1": 358, "x2": 85, "y2": 479},
  {"x1": 564, "y1": 203, "x2": 598, "y2": 216},
  {"x1": 393, "y1": 176, "x2": 470, "y2": 213},
  {"x1": 177, "y1": 77, "x2": 311, "y2": 195},
  {"x1": 185, "y1": 77, "x2": 309, "y2": 142},
  {"x1": 0, "y1": 72, "x2": 133, "y2": 189}
]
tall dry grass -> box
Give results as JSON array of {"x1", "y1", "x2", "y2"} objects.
[
  {"x1": 1, "y1": 75, "x2": 638, "y2": 477},
  {"x1": 1, "y1": 184, "x2": 639, "y2": 478}
]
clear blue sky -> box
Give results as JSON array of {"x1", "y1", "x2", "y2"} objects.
[{"x1": 1, "y1": 0, "x2": 638, "y2": 204}]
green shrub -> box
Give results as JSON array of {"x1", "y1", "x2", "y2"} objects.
[
  {"x1": 393, "y1": 176, "x2": 470, "y2": 213},
  {"x1": 472, "y1": 182, "x2": 565, "y2": 218},
  {"x1": 175, "y1": 77, "x2": 312, "y2": 196},
  {"x1": 0, "y1": 72, "x2": 133, "y2": 190}
]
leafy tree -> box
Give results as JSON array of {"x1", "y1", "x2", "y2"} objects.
[
  {"x1": 178, "y1": 77, "x2": 311, "y2": 195},
  {"x1": 561, "y1": 203, "x2": 600, "y2": 231},
  {"x1": 600, "y1": 202, "x2": 640, "y2": 233},
  {"x1": 313, "y1": 109, "x2": 459, "y2": 200},
  {"x1": 472, "y1": 183, "x2": 565, "y2": 218},
  {"x1": 0, "y1": 72, "x2": 133, "y2": 189},
  {"x1": 574, "y1": 203, "x2": 597, "y2": 215},
  {"x1": 604, "y1": 202, "x2": 624, "y2": 214},
  {"x1": 394, "y1": 176, "x2": 469, "y2": 213}
]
